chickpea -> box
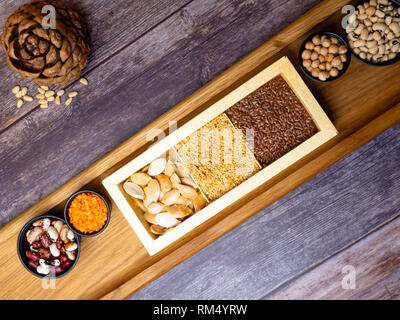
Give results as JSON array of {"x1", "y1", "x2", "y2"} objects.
[
  {"x1": 322, "y1": 39, "x2": 331, "y2": 48},
  {"x1": 311, "y1": 51, "x2": 319, "y2": 60},
  {"x1": 329, "y1": 68, "x2": 339, "y2": 77},
  {"x1": 318, "y1": 71, "x2": 329, "y2": 81},
  {"x1": 305, "y1": 41, "x2": 314, "y2": 50},
  {"x1": 302, "y1": 59, "x2": 312, "y2": 68},
  {"x1": 329, "y1": 45, "x2": 339, "y2": 54},
  {"x1": 301, "y1": 49, "x2": 312, "y2": 60},
  {"x1": 312, "y1": 35, "x2": 321, "y2": 45},
  {"x1": 320, "y1": 47, "x2": 329, "y2": 56}
]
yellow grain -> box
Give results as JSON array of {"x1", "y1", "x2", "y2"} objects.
[
  {"x1": 17, "y1": 99, "x2": 23, "y2": 108},
  {"x1": 65, "y1": 97, "x2": 73, "y2": 106},
  {"x1": 68, "y1": 91, "x2": 78, "y2": 98},
  {"x1": 45, "y1": 91, "x2": 55, "y2": 97},
  {"x1": 12, "y1": 86, "x2": 20, "y2": 94}
]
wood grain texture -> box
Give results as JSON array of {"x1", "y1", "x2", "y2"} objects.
[
  {"x1": 0, "y1": 0, "x2": 321, "y2": 226},
  {"x1": 129, "y1": 123, "x2": 400, "y2": 300},
  {"x1": 0, "y1": 0, "x2": 191, "y2": 131},
  {"x1": 267, "y1": 214, "x2": 400, "y2": 300}
]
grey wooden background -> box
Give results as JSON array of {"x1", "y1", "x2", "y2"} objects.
[{"x1": 0, "y1": 0, "x2": 399, "y2": 299}]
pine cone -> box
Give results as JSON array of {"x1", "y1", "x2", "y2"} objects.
[{"x1": 1, "y1": 0, "x2": 90, "y2": 86}]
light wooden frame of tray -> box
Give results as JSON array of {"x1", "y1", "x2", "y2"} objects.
[{"x1": 102, "y1": 56, "x2": 338, "y2": 255}]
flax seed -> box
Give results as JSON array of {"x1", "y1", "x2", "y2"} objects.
[{"x1": 225, "y1": 75, "x2": 318, "y2": 167}]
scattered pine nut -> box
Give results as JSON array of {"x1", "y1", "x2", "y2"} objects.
[
  {"x1": 16, "y1": 91, "x2": 23, "y2": 98},
  {"x1": 68, "y1": 91, "x2": 78, "y2": 98},
  {"x1": 36, "y1": 94, "x2": 45, "y2": 99},
  {"x1": 65, "y1": 97, "x2": 73, "y2": 106},
  {"x1": 80, "y1": 78, "x2": 88, "y2": 85},
  {"x1": 23, "y1": 95, "x2": 33, "y2": 102},
  {"x1": 17, "y1": 99, "x2": 23, "y2": 108},
  {"x1": 21, "y1": 87, "x2": 28, "y2": 96},
  {"x1": 39, "y1": 99, "x2": 48, "y2": 105},
  {"x1": 55, "y1": 96, "x2": 61, "y2": 105},
  {"x1": 45, "y1": 90, "x2": 55, "y2": 98},
  {"x1": 40, "y1": 104, "x2": 48, "y2": 109},
  {"x1": 12, "y1": 86, "x2": 20, "y2": 94},
  {"x1": 56, "y1": 90, "x2": 65, "y2": 96},
  {"x1": 47, "y1": 96, "x2": 55, "y2": 102},
  {"x1": 38, "y1": 88, "x2": 46, "y2": 94},
  {"x1": 40, "y1": 86, "x2": 49, "y2": 90}
]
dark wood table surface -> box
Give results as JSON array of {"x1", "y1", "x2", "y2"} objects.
[{"x1": 1, "y1": 0, "x2": 399, "y2": 300}]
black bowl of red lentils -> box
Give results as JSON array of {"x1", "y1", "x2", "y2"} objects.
[{"x1": 64, "y1": 190, "x2": 111, "y2": 237}]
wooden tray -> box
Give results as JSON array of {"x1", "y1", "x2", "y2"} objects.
[
  {"x1": 103, "y1": 57, "x2": 337, "y2": 256},
  {"x1": 0, "y1": 0, "x2": 399, "y2": 299}
]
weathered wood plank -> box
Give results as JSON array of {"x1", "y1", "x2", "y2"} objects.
[
  {"x1": 129, "y1": 123, "x2": 400, "y2": 299},
  {"x1": 0, "y1": 0, "x2": 191, "y2": 131},
  {"x1": 266, "y1": 216, "x2": 400, "y2": 300},
  {"x1": 0, "y1": 0, "x2": 321, "y2": 226}
]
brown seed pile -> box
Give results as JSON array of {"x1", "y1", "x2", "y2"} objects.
[
  {"x1": 176, "y1": 113, "x2": 261, "y2": 201},
  {"x1": 225, "y1": 75, "x2": 318, "y2": 167}
]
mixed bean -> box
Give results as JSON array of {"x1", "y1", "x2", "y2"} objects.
[{"x1": 25, "y1": 218, "x2": 77, "y2": 276}]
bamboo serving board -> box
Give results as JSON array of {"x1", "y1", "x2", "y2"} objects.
[{"x1": 0, "y1": 0, "x2": 399, "y2": 300}]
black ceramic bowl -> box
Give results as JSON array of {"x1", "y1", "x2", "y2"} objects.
[
  {"x1": 299, "y1": 31, "x2": 352, "y2": 82},
  {"x1": 64, "y1": 190, "x2": 111, "y2": 237},
  {"x1": 344, "y1": 0, "x2": 400, "y2": 66},
  {"x1": 17, "y1": 215, "x2": 80, "y2": 278}
]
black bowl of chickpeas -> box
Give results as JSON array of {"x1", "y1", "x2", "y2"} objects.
[{"x1": 299, "y1": 32, "x2": 352, "y2": 82}]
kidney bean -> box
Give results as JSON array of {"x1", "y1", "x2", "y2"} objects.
[
  {"x1": 28, "y1": 260, "x2": 39, "y2": 268},
  {"x1": 59, "y1": 254, "x2": 68, "y2": 263},
  {"x1": 31, "y1": 241, "x2": 42, "y2": 249},
  {"x1": 54, "y1": 266, "x2": 64, "y2": 274},
  {"x1": 38, "y1": 247, "x2": 51, "y2": 259},
  {"x1": 25, "y1": 250, "x2": 40, "y2": 261},
  {"x1": 62, "y1": 260, "x2": 72, "y2": 269},
  {"x1": 40, "y1": 233, "x2": 52, "y2": 248},
  {"x1": 56, "y1": 238, "x2": 63, "y2": 250}
]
